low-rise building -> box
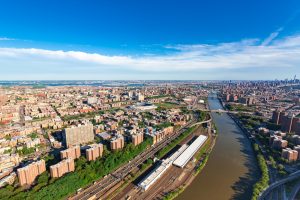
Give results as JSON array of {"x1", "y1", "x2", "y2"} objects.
[{"x1": 0, "y1": 172, "x2": 16, "y2": 188}]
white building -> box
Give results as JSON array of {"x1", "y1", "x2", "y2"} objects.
[
  {"x1": 139, "y1": 144, "x2": 188, "y2": 191},
  {"x1": 173, "y1": 135, "x2": 207, "y2": 168}
]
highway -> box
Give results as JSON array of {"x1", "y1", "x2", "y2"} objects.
[
  {"x1": 71, "y1": 119, "x2": 198, "y2": 200},
  {"x1": 259, "y1": 170, "x2": 300, "y2": 200},
  {"x1": 288, "y1": 180, "x2": 300, "y2": 200}
]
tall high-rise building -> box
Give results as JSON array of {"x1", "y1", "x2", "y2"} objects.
[
  {"x1": 86, "y1": 143, "x2": 103, "y2": 161},
  {"x1": 281, "y1": 114, "x2": 300, "y2": 133},
  {"x1": 282, "y1": 148, "x2": 298, "y2": 162},
  {"x1": 272, "y1": 111, "x2": 300, "y2": 134},
  {"x1": 60, "y1": 146, "x2": 81, "y2": 160},
  {"x1": 110, "y1": 135, "x2": 124, "y2": 150},
  {"x1": 272, "y1": 110, "x2": 282, "y2": 125},
  {"x1": 163, "y1": 126, "x2": 174, "y2": 135},
  {"x1": 131, "y1": 132, "x2": 144, "y2": 146},
  {"x1": 17, "y1": 160, "x2": 46, "y2": 186},
  {"x1": 137, "y1": 93, "x2": 144, "y2": 101},
  {"x1": 50, "y1": 158, "x2": 75, "y2": 178},
  {"x1": 62, "y1": 124, "x2": 94, "y2": 147}
]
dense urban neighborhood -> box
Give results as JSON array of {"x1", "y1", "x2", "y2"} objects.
[{"x1": 0, "y1": 80, "x2": 300, "y2": 200}]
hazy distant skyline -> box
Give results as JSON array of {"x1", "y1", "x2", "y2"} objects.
[{"x1": 0, "y1": 0, "x2": 300, "y2": 80}]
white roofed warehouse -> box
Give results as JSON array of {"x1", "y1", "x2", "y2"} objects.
[{"x1": 173, "y1": 135, "x2": 208, "y2": 168}]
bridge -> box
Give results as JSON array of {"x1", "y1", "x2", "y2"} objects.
[
  {"x1": 189, "y1": 119, "x2": 212, "y2": 127},
  {"x1": 259, "y1": 170, "x2": 300, "y2": 200},
  {"x1": 198, "y1": 108, "x2": 239, "y2": 114}
]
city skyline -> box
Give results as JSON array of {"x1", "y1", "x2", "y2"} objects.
[{"x1": 0, "y1": 0, "x2": 300, "y2": 80}]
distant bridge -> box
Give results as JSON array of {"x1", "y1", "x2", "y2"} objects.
[{"x1": 198, "y1": 109, "x2": 239, "y2": 114}]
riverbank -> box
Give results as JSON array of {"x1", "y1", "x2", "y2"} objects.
[
  {"x1": 163, "y1": 132, "x2": 217, "y2": 200},
  {"x1": 222, "y1": 99, "x2": 270, "y2": 200},
  {"x1": 177, "y1": 94, "x2": 259, "y2": 200}
]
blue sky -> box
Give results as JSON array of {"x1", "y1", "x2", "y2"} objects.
[{"x1": 0, "y1": 0, "x2": 300, "y2": 80}]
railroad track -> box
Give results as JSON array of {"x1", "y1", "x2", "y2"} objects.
[{"x1": 72, "y1": 119, "x2": 197, "y2": 200}]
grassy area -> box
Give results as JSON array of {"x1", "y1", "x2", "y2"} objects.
[
  {"x1": 155, "y1": 102, "x2": 182, "y2": 110},
  {"x1": 196, "y1": 110, "x2": 209, "y2": 122},
  {"x1": 0, "y1": 139, "x2": 152, "y2": 200},
  {"x1": 195, "y1": 137, "x2": 210, "y2": 161},
  {"x1": 236, "y1": 113, "x2": 265, "y2": 130},
  {"x1": 154, "y1": 122, "x2": 173, "y2": 130},
  {"x1": 195, "y1": 154, "x2": 210, "y2": 174},
  {"x1": 226, "y1": 104, "x2": 255, "y2": 112},
  {"x1": 162, "y1": 186, "x2": 185, "y2": 200},
  {"x1": 146, "y1": 95, "x2": 172, "y2": 99},
  {"x1": 16, "y1": 147, "x2": 36, "y2": 156}
]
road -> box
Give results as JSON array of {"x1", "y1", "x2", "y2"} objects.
[
  {"x1": 71, "y1": 119, "x2": 198, "y2": 200},
  {"x1": 259, "y1": 170, "x2": 300, "y2": 200},
  {"x1": 288, "y1": 180, "x2": 300, "y2": 200},
  {"x1": 189, "y1": 119, "x2": 211, "y2": 127}
]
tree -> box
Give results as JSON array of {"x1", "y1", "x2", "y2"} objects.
[{"x1": 277, "y1": 164, "x2": 284, "y2": 170}]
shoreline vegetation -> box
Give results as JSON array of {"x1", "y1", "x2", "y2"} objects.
[
  {"x1": 228, "y1": 113, "x2": 270, "y2": 200},
  {"x1": 229, "y1": 114, "x2": 270, "y2": 200},
  {"x1": 251, "y1": 144, "x2": 269, "y2": 200}
]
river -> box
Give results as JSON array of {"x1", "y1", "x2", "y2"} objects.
[{"x1": 177, "y1": 94, "x2": 259, "y2": 200}]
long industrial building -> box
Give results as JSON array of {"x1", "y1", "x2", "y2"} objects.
[
  {"x1": 173, "y1": 135, "x2": 208, "y2": 168},
  {"x1": 139, "y1": 144, "x2": 188, "y2": 191}
]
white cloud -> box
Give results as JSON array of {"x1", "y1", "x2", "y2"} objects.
[
  {"x1": 0, "y1": 34, "x2": 299, "y2": 77},
  {"x1": 261, "y1": 27, "x2": 284, "y2": 46},
  {"x1": 0, "y1": 37, "x2": 14, "y2": 41}
]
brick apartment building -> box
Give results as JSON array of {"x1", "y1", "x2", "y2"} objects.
[
  {"x1": 62, "y1": 124, "x2": 94, "y2": 147},
  {"x1": 86, "y1": 143, "x2": 103, "y2": 161},
  {"x1": 60, "y1": 145, "x2": 81, "y2": 160},
  {"x1": 110, "y1": 135, "x2": 124, "y2": 150},
  {"x1": 131, "y1": 132, "x2": 144, "y2": 146},
  {"x1": 282, "y1": 148, "x2": 298, "y2": 162},
  {"x1": 17, "y1": 160, "x2": 46, "y2": 186},
  {"x1": 50, "y1": 158, "x2": 75, "y2": 178}
]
